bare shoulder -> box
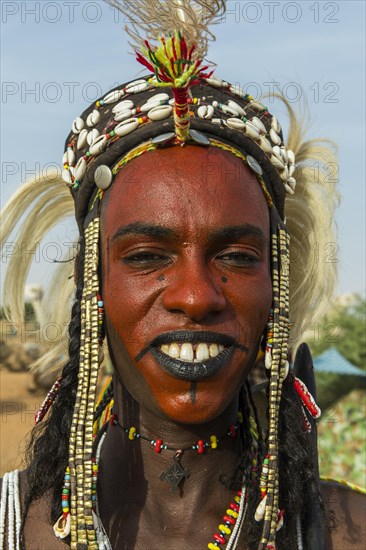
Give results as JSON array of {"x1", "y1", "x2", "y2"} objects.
[{"x1": 321, "y1": 480, "x2": 366, "y2": 550}]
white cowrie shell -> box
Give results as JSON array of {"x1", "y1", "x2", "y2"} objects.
[
  {"x1": 147, "y1": 93, "x2": 169, "y2": 103},
  {"x1": 285, "y1": 182, "x2": 295, "y2": 195},
  {"x1": 125, "y1": 79, "x2": 149, "y2": 93},
  {"x1": 62, "y1": 169, "x2": 72, "y2": 184},
  {"x1": 114, "y1": 109, "x2": 133, "y2": 122},
  {"x1": 271, "y1": 115, "x2": 281, "y2": 133},
  {"x1": 94, "y1": 165, "x2": 113, "y2": 190},
  {"x1": 62, "y1": 152, "x2": 68, "y2": 165},
  {"x1": 287, "y1": 177, "x2": 296, "y2": 190},
  {"x1": 205, "y1": 77, "x2": 224, "y2": 87},
  {"x1": 220, "y1": 104, "x2": 240, "y2": 116},
  {"x1": 103, "y1": 89, "x2": 124, "y2": 104},
  {"x1": 255, "y1": 495, "x2": 267, "y2": 522},
  {"x1": 147, "y1": 104, "x2": 172, "y2": 121},
  {"x1": 198, "y1": 105, "x2": 214, "y2": 119},
  {"x1": 77, "y1": 129, "x2": 88, "y2": 150},
  {"x1": 67, "y1": 148, "x2": 75, "y2": 165},
  {"x1": 229, "y1": 85, "x2": 245, "y2": 97},
  {"x1": 114, "y1": 118, "x2": 139, "y2": 137},
  {"x1": 212, "y1": 118, "x2": 226, "y2": 126},
  {"x1": 283, "y1": 360, "x2": 290, "y2": 379},
  {"x1": 169, "y1": 98, "x2": 175, "y2": 105},
  {"x1": 259, "y1": 136, "x2": 273, "y2": 155},
  {"x1": 72, "y1": 117, "x2": 84, "y2": 134},
  {"x1": 287, "y1": 149, "x2": 296, "y2": 165},
  {"x1": 244, "y1": 121, "x2": 260, "y2": 141},
  {"x1": 89, "y1": 135, "x2": 107, "y2": 156},
  {"x1": 53, "y1": 512, "x2": 71, "y2": 539},
  {"x1": 249, "y1": 100, "x2": 266, "y2": 111},
  {"x1": 112, "y1": 99, "x2": 134, "y2": 113},
  {"x1": 289, "y1": 164, "x2": 296, "y2": 177},
  {"x1": 226, "y1": 117, "x2": 246, "y2": 130},
  {"x1": 251, "y1": 116, "x2": 267, "y2": 134},
  {"x1": 269, "y1": 128, "x2": 281, "y2": 145},
  {"x1": 276, "y1": 513, "x2": 284, "y2": 532},
  {"x1": 228, "y1": 100, "x2": 246, "y2": 117},
  {"x1": 75, "y1": 157, "x2": 87, "y2": 181},
  {"x1": 272, "y1": 145, "x2": 282, "y2": 159},
  {"x1": 86, "y1": 109, "x2": 101, "y2": 127},
  {"x1": 270, "y1": 154, "x2": 285, "y2": 170},
  {"x1": 280, "y1": 167, "x2": 289, "y2": 181},
  {"x1": 280, "y1": 147, "x2": 288, "y2": 164},
  {"x1": 87, "y1": 129, "x2": 100, "y2": 146}
]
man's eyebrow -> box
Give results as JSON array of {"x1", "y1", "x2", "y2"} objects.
[
  {"x1": 209, "y1": 225, "x2": 267, "y2": 244},
  {"x1": 110, "y1": 222, "x2": 178, "y2": 242}
]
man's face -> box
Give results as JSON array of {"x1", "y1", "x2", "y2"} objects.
[{"x1": 100, "y1": 145, "x2": 272, "y2": 424}]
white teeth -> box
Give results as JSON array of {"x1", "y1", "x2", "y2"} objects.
[
  {"x1": 160, "y1": 342, "x2": 226, "y2": 361},
  {"x1": 180, "y1": 343, "x2": 194, "y2": 362},
  {"x1": 168, "y1": 343, "x2": 180, "y2": 358},
  {"x1": 196, "y1": 343, "x2": 210, "y2": 361}
]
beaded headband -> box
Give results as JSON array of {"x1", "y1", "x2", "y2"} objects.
[{"x1": 63, "y1": 77, "x2": 295, "y2": 229}]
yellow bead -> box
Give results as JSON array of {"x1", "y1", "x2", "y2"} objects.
[
  {"x1": 226, "y1": 509, "x2": 238, "y2": 519},
  {"x1": 219, "y1": 524, "x2": 231, "y2": 535},
  {"x1": 237, "y1": 411, "x2": 243, "y2": 423},
  {"x1": 63, "y1": 507, "x2": 69, "y2": 513},
  {"x1": 128, "y1": 427, "x2": 136, "y2": 440},
  {"x1": 96, "y1": 101, "x2": 101, "y2": 107},
  {"x1": 210, "y1": 435, "x2": 218, "y2": 449},
  {"x1": 208, "y1": 544, "x2": 217, "y2": 550},
  {"x1": 234, "y1": 496, "x2": 240, "y2": 504},
  {"x1": 193, "y1": 98, "x2": 198, "y2": 104}
]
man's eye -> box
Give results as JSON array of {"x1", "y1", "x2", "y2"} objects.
[
  {"x1": 217, "y1": 252, "x2": 259, "y2": 266},
  {"x1": 122, "y1": 252, "x2": 168, "y2": 265}
]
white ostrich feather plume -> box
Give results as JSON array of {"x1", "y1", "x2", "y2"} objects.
[{"x1": 107, "y1": 0, "x2": 226, "y2": 59}]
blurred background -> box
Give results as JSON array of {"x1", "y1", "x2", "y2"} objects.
[{"x1": 1, "y1": 1, "x2": 365, "y2": 487}]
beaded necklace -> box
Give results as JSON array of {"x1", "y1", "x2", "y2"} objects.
[
  {"x1": 55, "y1": 411, "x2": 250, "y2": 549},
  {"x1": 110, "y1": 411, "x2": 244, "y2": 493}
]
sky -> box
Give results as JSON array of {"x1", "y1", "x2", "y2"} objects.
[{"x1": 1, "y1": 0, "x2": 365, "y2": 298}]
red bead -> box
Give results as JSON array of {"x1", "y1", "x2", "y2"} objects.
[
  {"x1": 197, "y1": 440, "x2": 205, "y2": 454},
  {"x1": 155, "y1": 439, "x2": 163, "y2": 453},
  {"x1": 110, "y1": 414, "x2": 117, "y2": 426},
  {"x1": 214, "y1": 533, "x2": 226, "y2": 544},
  {"x1": 223, "y1": 515, "x2": 235, "y2": 525},
  {"x1": 230, "y1": 502, "x2": 239, "y2": 512},
  {"x1": 229, "y1": 425, "x2": 237, "y2": 438}
]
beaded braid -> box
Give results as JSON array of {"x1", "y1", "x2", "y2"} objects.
[
  {"x1": 68, "y1": 218, "x2": 101, "y2": 549},
  {"x1": 259, "y1": 220, "x2": 290, "y2": 550}
]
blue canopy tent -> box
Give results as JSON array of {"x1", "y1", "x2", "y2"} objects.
[{"x1": 313, "y1": 348, "x2": 366, "y2": 377}]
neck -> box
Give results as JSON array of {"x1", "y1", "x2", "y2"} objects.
[{"x1": 97, "y1": 375, "x2": 248, "y2": 547}]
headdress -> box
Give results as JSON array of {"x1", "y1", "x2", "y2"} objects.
[{"x1": 0, "y1": 1, "x2": 338, "y2": 549}]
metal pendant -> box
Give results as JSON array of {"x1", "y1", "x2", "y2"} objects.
[{"x1": 159, "y1": 451, "x2": 190, "y2": 493}]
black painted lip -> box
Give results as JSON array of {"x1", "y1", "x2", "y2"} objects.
[
  {"x1": 150, "y1": 345, "x2": 235, "y2": 381},
  {"x1": 135, "y1": 330, "x2": 249, "y2": 382}
]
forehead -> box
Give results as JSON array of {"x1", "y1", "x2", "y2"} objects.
[{"x1": 100, "y1": 145, "x2": 269, "y2": 238}]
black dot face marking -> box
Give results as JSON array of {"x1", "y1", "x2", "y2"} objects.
[
  {"x1": 157, "y1": 274, "x2": 165, "y2": 282},
  {"x1": 221, "y1": 276, "x2": 228, "y2": 283}
]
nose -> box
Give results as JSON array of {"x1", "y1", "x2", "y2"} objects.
[{"x1": 161, "y1": 259, "x2": 227, "y2": 322}]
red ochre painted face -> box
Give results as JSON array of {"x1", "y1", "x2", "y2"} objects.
[{"x1": 100, "y1": 145, "x2": 272, "y2": 424}]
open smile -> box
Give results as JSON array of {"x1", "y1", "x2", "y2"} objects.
[{"x1": 136, "y1": 331, "x2": 249, "y2": 382}]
